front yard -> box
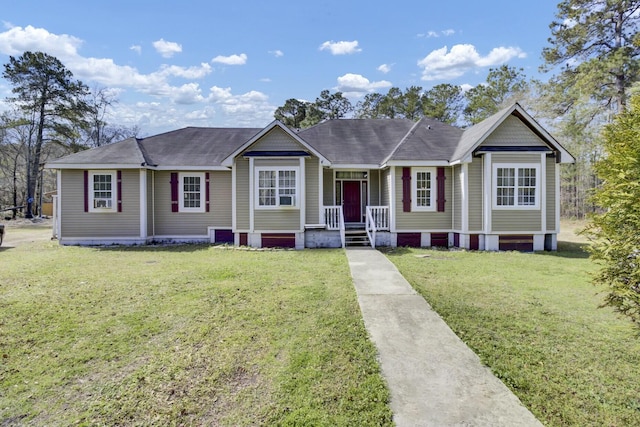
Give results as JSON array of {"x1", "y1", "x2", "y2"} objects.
[
  {"x1": 384, "y1": 232, "x2": 640, "y2": 426},
  {"x1": 0, "y1": 239, "x2": 391, "y2": 426},
  {"x1": 3, "y1": 221, "x2": 640, "y2": 426}
]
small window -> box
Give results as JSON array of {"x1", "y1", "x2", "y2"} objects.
[
  {"x1": 493, "y1": 164, "x2": 539, "y2": 209},
  {"x1": 412, "y1": 167, "x2": 436, "y2": 211},
  {"x1": 256, "y1": 167, "x2": 298, "y2": 208},
  {"x1": 89, "y1": 171, "x2": 117, "y2": 212},
  {"x1": 179, "y1": 172, "x2": 206, "y2": 212}
]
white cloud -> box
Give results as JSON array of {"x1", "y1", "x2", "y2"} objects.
[
  {"x1": 377, "y1": 63, "x2": 391, "y2": 74},
  {"x1": 152, "y1": 38, "x2": 182, "y2": 58},
  {"x1": 460, "y1": 83, "x2": 474, "y2": 93},
  {"x1": 158, "y1": 63, "x2": 212, "y2": 79},
  {"x1": 206, "y1": 86, "x2": 274, "y2": 126},
  {"x1": 212, "y1": 53, "x2": 247, "y2": 65},
  {"x1": 0, "y1": 25, "x2": 276, "y2": 132},
  {"x1": 0, "y1": 24, "x2": 82, "y2": 57},
  {"x1": 418, "y1": 29, "x2": 456, "y2": 38},
  {"x1": 335, "y1": 73, "x2": 392, "y2": 96},
  {"x1": 319, "y1": 40, "x2": 361, "y2": 55},
  {"x1": 130, "y1": 45, "x2": 142, "y2": 54},
  {"x1": 417, "y1": 44, "x2": 526, "y2": 81},
  {"x1": 269, "y1": 49, "x2": 284, "y2": 57}
]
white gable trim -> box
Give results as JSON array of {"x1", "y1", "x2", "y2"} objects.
[
  {"x1": 221, "y1": 121, "x2": 330, "y2": 167},
  {"x1": 459, "y1": 103, "x2": 574, "y2": 164}
]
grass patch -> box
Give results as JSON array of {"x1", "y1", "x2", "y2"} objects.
[
  {"x1": 383, "y1": 242, "x2": 640, "y2": 426},
  {"x1": 1, "y1": 241, "x2": 392, "y2": 426}
]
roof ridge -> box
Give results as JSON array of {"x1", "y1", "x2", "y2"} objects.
[
  {"x1": 135, "y1": 137, "x2": 155, "y2": 167},
  {"x1": 381, "y1": 118, "x2": 424, "y2": 165}
]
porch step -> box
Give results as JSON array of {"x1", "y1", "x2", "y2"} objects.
[{"x1": 345, "y1": 229, "x2": 370, "y2": 247}]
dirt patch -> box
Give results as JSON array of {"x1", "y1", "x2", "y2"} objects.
[{"x1": 1, "y1": 217, "x2": 53, "y2": 247}]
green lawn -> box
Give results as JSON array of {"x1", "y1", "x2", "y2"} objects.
[
  {"x1": 0, "y1": 240, "x2": 392, "y2": 426},
  {"x1": 384, "y1": 240, "x2": 640, "y2": 426}
]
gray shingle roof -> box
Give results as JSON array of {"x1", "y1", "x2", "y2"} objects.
[
  {"x1": 46, "y1": 103, "x2": 574, "y2": 169},
  {"x1": 46, "y1": 137, "x2": 147, "y2": 166},
  {"x1": 138, "y1": 127, "x2": 261, "y2": 167},
  {"x1": 297, "y1": 118, "x2": 419, "y2": 164}
]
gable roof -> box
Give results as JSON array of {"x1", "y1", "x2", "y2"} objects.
[
  {"x1": 46, "y1": 103, "x2": 574, "y2": 170},
  {"x1": 452, "y1": 103, "x2": 574, "y2": 164},
  {"x1": 221, "y1": 120, "x2": 329, "y2": 167}
]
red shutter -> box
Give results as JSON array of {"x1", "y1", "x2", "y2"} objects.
[
  {"x1": 436, "y1": 167, "x2": 446, "y2": 212},
  {"x1": 117, "y1": 170, "x2": 122, "y2": 212},
  {"x1": 205, "y1": 172, "x2": 210, "y2": 212},
  {"x1": 402, "y1": 168, "x2": 411, "y2": 212},
  {"x1": 402, "y1": 167, "x2": 411, "y2": 212},
  {"x1": 170, "y1": 172, "x2": 179, "y2": 212},
  {"x1": 83, "y1": 170, "x2": 89, "y2": 212}
]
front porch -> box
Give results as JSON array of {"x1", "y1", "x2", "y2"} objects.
[{"x1": 320, "y1": 205, "x2": 390, "y2": 248}]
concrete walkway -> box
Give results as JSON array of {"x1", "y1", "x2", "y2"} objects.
[{"x1": 346, "y1": 248, "x2": 543, "y2": 427}]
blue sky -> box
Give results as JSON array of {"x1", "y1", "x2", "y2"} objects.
[{"x1": 1, "y1": 0, "x2": 561, "y2": 136}]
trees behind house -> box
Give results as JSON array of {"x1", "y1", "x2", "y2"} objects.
[
  {"x1": 0, "y1": 51, "x2": 137, "y2": 218},
  {"x1": 274, "y1": 90, "x2": 353, "y2": 129}
]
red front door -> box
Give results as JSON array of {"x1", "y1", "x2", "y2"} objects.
[{"x1": 343, "y1": 181, "x2": 361, "y2": 223}]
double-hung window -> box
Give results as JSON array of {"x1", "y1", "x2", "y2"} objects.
[
  {"x1": 411, "y1": 167, "x2": 436, "y2": 211},
  {"x1": 89, "y1": 171, "x2": 117, "y2": 212},
  {"x1": 493, "y1": 164, "x2": 539, "y2": 209},
  {"x1": 256, "y1": 167, "x2": 298, "y2": 208},
  {"x1": 179, "y1": 172, "x2": 206, "y2": 212}
]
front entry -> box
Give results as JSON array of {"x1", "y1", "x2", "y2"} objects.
[{"x1": 343, "y1": 181, "x2": 362, "y2": 222}]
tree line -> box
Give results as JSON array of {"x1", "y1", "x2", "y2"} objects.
[
  {"x1": 0, "y1": 51, "x2": 138, "y2": 218},
  {"x1": 274, "y1": 65, "x2": 528, "y2": 128},
  {"x1": 275, "y1": 0, "x2": 640, "y2": 221}
]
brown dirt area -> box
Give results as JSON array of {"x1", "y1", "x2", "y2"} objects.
[{"x1": 1, "y1": 217, "x2": 54, "y2": 247}]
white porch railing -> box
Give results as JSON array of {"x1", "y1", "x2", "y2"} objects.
[
  {"x1": 365, "y1": 206, "x2": 389, "y2": 249},
  {"x1": 324, "y1": 206, "x2": 345, "y2": 248}
]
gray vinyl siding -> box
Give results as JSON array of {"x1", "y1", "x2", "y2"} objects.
[
  {"x1": 305, "y1": 157, "x2": 320, "y2": 224},
  {"x1": 546, "y1": 156, "x2": 556, "y2": 230},
  {"x1": 254, "y1": 158, "x2": 300, "y2": 167},
  {"x1": 252, "y1": 158, "x2": 303, "y2": 230},
  {"x1": 491, "y1": 153, "x2": 541, "y2": 164},
  {"x1": 369, "y1": 170, "x2": 380, "y2": 206},
  {"x1": 60, "y1": 169, "x2": 140, "y2": 238},
  {"x1": 480, "y1": 116, "x2": 547, "y2": 147},
  {"x1": 453, "y1": 165, "x2": 462, "y2": 230},
  {"x1": 395, "y1": 167, "x2": 452, "y2": 230},
  {"x1": 154, "y1": 170, "x2": 232, "y2": 236},
  {"x1": 492, "y1": 210, "x2": 542, "y2": 232},
  {"x1": 490, "y1": 152, "x2": 543, "y2": 232},
  {"x1": 249, "y1": 127, "x2": 303, "y2": 151},
  {"x1": 254, "y1": 210, "x2": 301, "y2": 230},
  {"x1": 323, "y1": 168, "x2": 333, "y2": 206},
  {"x1": 211, "y1": 171, "x2": 233, "y2": 226},
  {"x1": 380, "y1": 169, "x2": 390, "y2": 207},
  {"x1": 235, "y1": 158, "x2": 250, "y2": 230},
  {"x1": 468, "y1": 160, "x2": 483, "y2": 231},
  {"x1": 147, "y1": 170, "x2": 153, "y2": 237}
]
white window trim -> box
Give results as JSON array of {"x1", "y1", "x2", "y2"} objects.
[
  {"x1": 89, "y1": 171, "x2": 117, "y2": 213},
  {"x1": 411, "y1": 167, "x2": 436, "y2": 212},
  {"x1": 178, "y1": 172, "x2": 206, "y2": 213},
  {"x1": 492, "y1": 163, "x2": 540, "y2": 210},
  {"x1": 255, "y1": 166, "x2": 300, "y2": 209}
]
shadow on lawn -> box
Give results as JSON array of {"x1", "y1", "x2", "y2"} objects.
[
  {"x1": 381, "y1": 242, "x2": 590, "y2": 260},
  {"x1": 537, "y1": 241, "x2": 590, "y2": 259},
  {"x1": 93, "y1": 243, "x2": 216, "y2": 253}
]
